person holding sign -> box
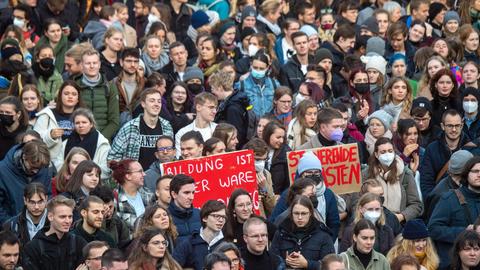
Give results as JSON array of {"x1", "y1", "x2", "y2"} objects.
[
  {"x1": 297, "y1": 107, "x2": 344, "y2": 150},
  {"x1": 364, "y1": 137, "x2": 423, "y2": 223},
  {"x1": 270, "y1": 195, "x2": 334, "y2": 270}
]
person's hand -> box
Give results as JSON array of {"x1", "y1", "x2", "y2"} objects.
[
  {"x1": 50, "y1": 128, "x2": 65, "y2": 139},
  {"x1": 395, "y1": 213, "x2": 405, "y2": 223},
  {"x1": 48, "y1": 100, "x2": 57, "y2": 108},
  {"x1": 166, "y1": 32, "x2": 176, "y2": 43},
  {"x1": 75, "y1": 263, "x2": 88, "y2": 270},
  {"x1": 286, "y1": 252, "x2": 308, "y2": 268},
  {"x1": 410, "y1": 152, "x2": 420, "y2": 173},
  {"x1": 257, "y1": 172, "x2": 267, "y2": 189},
  {"x1": 425, "y1": 22, "x2": 433, "y2": 37},
  {"x1": 25, "y1": 38, "x2": 34, "y2": 49},
  {"x1": 62, "y1": 26, "x2": 71, "y2": 37},
  {"x1": 403, "y1": 144, "x2": 419, "y2": 157},
  {"x1": 185, "y1": 113, "x2": 196, "y2": 120},
  {"x1": 357, "y1": 100, "x2": 369, "y2": 120}
]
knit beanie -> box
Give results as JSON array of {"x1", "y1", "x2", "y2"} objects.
[
  {"x1": 368, "y1": 110, "x2": 393, "y2": 130},
  {"x1": 183, "y1": 67, "x2": 204, "y2": 84},
  {"x1": 443, "y1": 10, "x2": 461, "y2": 25},
  {"x1": 428, "y1": 2, "x2": 446, "y2": 23},
  {"x1": 314, "y1": 48, "x2": 333, "y2": 64},
  {"x1": 1, "y1": 46, "x2": 22, "y2": 61},
  {"x1": 411, "y1": 97, "x2": 433, "y2": 115},
  {"x1": 366, "y1": 37, "x2": 385, "y2": 57},
  {"x1": 139, "y1": 59, "x2": 146, "y2": 72},
  {"x1": 241, "y1": 5, "x2": 257, "y2": 22},
  {"x1": 297, "y1": 151, "x2": 322, "y2": 175},
  {"x1": 361, "y1": 17, "x2": 379, "y2": 35},
  {"x1": 449, "y1": 150, "x2": 474, "y2": 175},
  {"x1": 403, "y1": 219, "x2": 429, "y2": 240},
  {"x1": 191, "y1": 10, "x2": 211, "y2": 29},
  {"x1": 241, "y1": 27, "x2": 256, "y2": 41},
  {"x1": 218, "y1": 20, "x2": 236, "y2": 38},
  {"x1": 365, "y1": 55, "x2": 387, "y2": 75},
  {"x1": 300, "y1": 24, "x2": 318, "y2": 37},
  {"x1": 0, "y1": 38, "x2": 20, "y2": 51},
  {"x1": 462, "y1": 87, "x2": 480, "y2": 102}
]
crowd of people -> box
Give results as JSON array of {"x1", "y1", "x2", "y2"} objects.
[{"x1": 1, "y1": 0, "x2": 480, "y2": 269}]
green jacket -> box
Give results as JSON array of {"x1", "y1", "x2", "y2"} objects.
[
  {"x1": 341, "y1": 247, "x2": 391, "y2": 270},
  {"x1": 75, "y1": 74, "x2": 120, "y2": 140},
  {"x1": 35, "y1": 35, "x2": 69, "y2": 73},
  {"x1": 36, "y1": 70, "x2": 63, "y2": 102}
]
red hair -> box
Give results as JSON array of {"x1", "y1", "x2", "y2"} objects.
[{"x1": 110, "y1": 159, "x2": 136, "y2": 185}]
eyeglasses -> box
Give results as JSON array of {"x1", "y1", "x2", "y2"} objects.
[
  {"x1": 230, "y1": 258, "x2": 240, "y2": 265},
  {"x1": 209, "y1": 214, "x2": 227, "y2": 221},
  {"x1": 128, "y1": 169, "x2": 144, "y2": 174},
  {"x1": 157, "y1": 146, "x2": 175, "y2": 152},
  {"x1": 413, "y1": 116, "x2": 430, "y2": 123},
  {"x1": 246, "y1": 234, "x2": 268, "y2": 240},
  {"x1": 27, "y1": 200, "x2": 46, "y2": 206},
  {"x1": 149, "y1": 240, "x2": 169, "y2": 247},
  {"x1": 320, "y1": 7, "x2": 333, "y2": 14},
  {"x1": 444, "y1": 124, "x2": 462, "y2": 130},
  {"x1": 292, "y1": 211, "x2": 310, "y2": 217}
]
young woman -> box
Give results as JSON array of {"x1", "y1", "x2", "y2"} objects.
[
  {"x1": 387, "y1": 219, "x2": 439, "y2": 270},
  {"x1": 112, "y1": 2, "x2": 137, "y2": 47},
  {"x1": 365, "y1": 55, "x2": 387, "y2": 106},
  {"x1": 432, "y1": 38, "x2": 463, "y2": 86},
  {"x1": 348, "y1": 69, "x2": 374, "y2": 126},
  {"x1": 294, "y1": 81, "x2": 324, "y2": 108},
  {"x1": 274, "y1": 18, "x2": 300, "y2": 64},
  {"x1": 214, "y1": 242, "x2": 244, "y2": 270},
  {"x1": 340, "y1": 219, "x2": 391, "y2": 270},
  {"x1": 35, "y1": 18, "x2": 69, "y2": 72},
  {"x1": 364, "y1": 110, "x2": 393, "y2": 155},
  {"x1": 20, "y1": 84, "x2": 43, "y2": 127},
  {"x1": 443, "y1": 11, "x2": 461, "y2": 40},
  {"x1": 430, "y1": 68, "x2": 461, "y2": 127},
  {"x1": 202, "y1": 137, "x2": 226, "y2": 156},
  {"x1": 460, "y1": 61, "x2": 480, "y2": 93},
  {"x1": 0, "y1": 96, "x2": 29, "y2": 160},
  {"x1": 271, "y1": 86, "x2": 293, "y2": 129},
  {"x1": 417, "y1": 56, "x2": 449, "y2": 100},
  {"x1": 100, "y1": 27, "x2": 124, "y2": 81},
  {"x1": 31, "y1": 44, "x2": 63, "y2": 104},
  {"x1": 141, "y1": 35, "x2": 169, "y2": 77},
  {"x1": 365, "y1": 137, "x2": 423, "y2": 223},
  {"x1": 263, "y1": 121, "x2": 291, "y2": 194},
  {"x1": 62, "y1": 160, "x2": 101, "y2": 221},
  {"x1": 128, "y1": 228, "x2": 182, "y2": 270},
  {"x1": 52, "y1": 147, "x2": 90, "y2": 196},
  {"x1": 165, "y1": 82, "x2": 194, "y2": 134},
  {"x1": 236, "y1": 32, "x2": 278, "y2": 77},
  {"x1": 408, "y1": 21, "x2": 427, "y2": 49},
  {"x1": 287, "y1": 100, "x2": 317, "y2": 150},
  {"x1": 390, "y1": 53, "x2": 418, "y2": 96},
  {"x1": 462, "y1": 87, "x2": 480, "y2": 140},
  {"x1": 459, "y1": 24, "x2": 480, "y2": 65},
  {"x1": 214, "y1": 20, "x2": 241, "y2": 61},
  {"x1": 1, "y1": 25, "x2": 33, "y2": 67},
  {"x1": 340, "y1": 193, "x2": 394, "y2": 255},
  {"x1": 133, "y1": 204, "x2": 178, "y2": 254},
  {"x1": 256, "y1": 115, "x2": 277, "y2": 139},
  {"x1": 380, "y1": 77, "x2": 413, "y2": 123},
  {"x1": 393, "y1": 119, "x2": 423, "y2": 175},
  {"x1": 212, "y1": 123, "x2": 239, "y2": 152},
  {"x1": 197, "y1": 36, "x2": 224, "y2": 90},
  {"x1": 271, "y1": 195, "x2": 335, "y2": 269},
  {"x1": 58, "y1": 108, "x2": 110, "y2": 180},
  {"x1": 451, "y1": 230, "x2": 480, "y2": 270},
  {"x1": 256, "y1": 0, "x2": 282, "y2": 38},
  {"x1": 34, "y1": 81, "x2": 83, "y2": 171}
]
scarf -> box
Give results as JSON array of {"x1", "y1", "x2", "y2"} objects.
[
  {"x1": 142, "y1": 53, "x2": 167, "y2": 76},
  {"x1": 365, "y1": 128, "x2": 393, "y2": 154},
  {"x1": 375, "y1": 156, "x2": 404, "y2": 213},
  {"x1": 274, "y1": 110, "x2": 292, "y2": 129},
  {"x1": 81, "y1": 73, "x2": 101, "y2": 87},
  {"x1": 198, "y1": 61, "x2": 220, "y2": 77},
  {"x1": 382, "y1": 102, "x2": 404, "y2": 124},
  {"x1": 65, "y1": 129, "x2": 99, "y2": 160},
  {"x1": 257, "y1": 14, "x2": 281, "y2": 36},
  {"x1": 221, "y1": 40, "x2": 237, "y2": 59},
  {"x1": 315, "y1": 181, "x2": 327, "y2": 222}
]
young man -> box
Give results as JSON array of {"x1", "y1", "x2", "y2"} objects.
[
  {"x1": 173, "y1": 200, "x2": 226, "y2": 270},
  {"x1": 111, "y1": 48, "x2": 145, "y2": 122},
  {"x1": 75, "y1": 48, "x2": 119, "y2": 140},
  {"x1": 133, "y1": 0, "x2": 153, "y2": 42},
  {"x1": 321, "y1": 254, "x2": 346, "y2": 270},
  {"x1": 23, "y1": 195, "x2": 87, "y2": 270},
  {"x1": 411, "y1": 97, "x2": 441, "y2": 148},
  {"x1": 82, "y1": 241, "x2": 109, "y2": 270},
  {"x1": 180, "y1": 131, "x2": 205, "y2": 160},
  {"x1": 63, "y1": 42, "x2": 94, "y2": 80},
  {"x1": 100, "y1": 248, "x2": 128, "y2": 270},
  {"x1": 403, "y1": 0, "x2": 430, "y2": 27},
  {"x1": 175, "y1": 92, "x2": 218, "y2": 157},
  {"x1": 165, "y1": 0, "x2": 192, "y2": 42},
  {"x1": 203, "y1": 253, "x2": 231, "y2": 270},
  {"x1": 295, "y1": 2, "x2": 316, "y2": 26},
  {"x1": 161, "y1": 42, "x2": 190, "y2": 91},
  {"x1": 144, "y1": 136, "x2": 177, "y2": 191},
  {"x1": 298, "y1": 108, "x2": 344, "y2": 149},
  {"x1": 167, "y1": 174, "x2": 201, "y2": 241},
  {"x1": 210, "y1": 70, "x2": 249, "y2": 148},
  {"x1": 108, "y1": 88, "x2": 174, "y2": 169},
  {"x1": 241, "y1": 217, "x2": 283, "y2": 270},
  {"x1": 72, "y1": 196, "x2": 116, "y2": 247},
  {"x1": 279, "y1": 31, "x2": 313, "y2": 92},
  {"x1": 385, "y1": 21, "x2": 415, "y2": 77},
  {"x1": 0, "y1": 231, "x2": 20, "y2": 270}
]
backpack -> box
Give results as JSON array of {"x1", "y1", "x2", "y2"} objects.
[{"x1": 245, "y1": 105, "x2": 258, "y2": 140}]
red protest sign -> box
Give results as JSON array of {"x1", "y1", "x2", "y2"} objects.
[
  {"x1": 161, "y1": 150, "x2": 259, "y2": 211},
  {"x1": 287, "y1": 143, "x2": 362, "y2": 194}
]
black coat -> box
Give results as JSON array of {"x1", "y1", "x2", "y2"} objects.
[
  {"x1": 37, "y1": 0, "x2": 80, "y2": 41},
  {"x1": 279, "y1": 55, "x2": 313, "y2": 93},
  {"x1": 214, "y1": 90, "x2": 250, "y2": 148},
  {"x1": 269, "y1": 144, "x2": 291, "y2": 195}
]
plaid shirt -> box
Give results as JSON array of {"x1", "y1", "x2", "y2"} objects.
[
  {"x1": 108, "y1": 115, "x2": 173, "y2": 161},
  {"x1": 114, "y1": 186, "x2": 154, "y2": 232}
]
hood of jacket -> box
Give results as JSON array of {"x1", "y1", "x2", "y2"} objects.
[{"x1": 83, "y1": 20, "x2": 107, "y2": 36}]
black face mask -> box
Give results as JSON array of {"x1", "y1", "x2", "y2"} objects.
[
  {"x1": 309, "y1": 195, "x2": 319, "y2": 208},
  {"x1": 33, "y1": 58, "x2": 55, "y2": 78},
  {"x1": 0, "y1": 114, "x2": 15, "y2": 126},
  {"x1": 310, "y1": 173, "x2": 324, "y2": 185},
  {"x1": 188, "y1": 83, "x2": 204, "y2": 95},
  {"x1": 355, "y1": 83, "x2": 370, "y2": 94}
]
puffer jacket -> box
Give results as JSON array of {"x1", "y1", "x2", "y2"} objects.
[
  {"x1": 168, "y1": 202, "x2": 201, "y2": 242},
  {"x1": 214, "y1": 90, "x2": 250, "y2": 148},
  {"x1": 75, "y1": 74, "x2": 120, "y2": 140}
]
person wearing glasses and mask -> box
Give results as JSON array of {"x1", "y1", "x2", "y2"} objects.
[{"x1": 173, "y1": 200, "x2": 226, "y2": 270}]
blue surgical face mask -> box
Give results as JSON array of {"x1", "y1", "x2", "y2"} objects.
[{"x1": 251, "y1": 68, "x2": 266, "y2": 79}]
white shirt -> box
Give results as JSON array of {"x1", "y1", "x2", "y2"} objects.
[{"x1": 175, "y1": 121, "x2": 217, "y2": 158}]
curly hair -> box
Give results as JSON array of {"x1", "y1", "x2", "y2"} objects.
[{"x1": 386, "y1": 236, "x2": 439, "y2": 270}]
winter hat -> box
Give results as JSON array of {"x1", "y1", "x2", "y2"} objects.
[
  {"x1": 191, "y1": 10, "x2": 211, "y2": 29},
  {"x1": 241, "y1": 27, "x2": 256, "y2": 41},
  {"x1": 183, "y1": 67, "x2": 204, "y2": 84},
  {"x1": 403, "y1": 219, "x2": 429, "y2": 240},
  {"x1": 443, "y1": 10, "x2": 461, "y2": 25},
  {"x1": 297, "y1": 151, "x2": 322, "y2": 175},
  {"x1": 314, "y1": 48, "x2": 333, "y2": 64},
  {"x1": 449, "y1": 150, "x2": 474, "y2": 175},
  {"x1": 383, "y1": 1, "x2": 401, "y2": 15},
  {"x1": 1, "y1": 46, "x2": 22, "y2": 61},
  {"x1": 354, "y1": 34, "x2": 369, "y2": 51},
  {"x1": 241, "y1": 5, "x2": 257, "y2": 22},
  {"x1": 361, "y1": 17, "x2": 379, "y2": 35},
  {"x1": 365, "y1": 55, "x2": 387, "y2": 76},
  {"x1": 300, "y1": 24, "x2": 318, "y2": 37},
  {"x1": 366, "y1": 37, "x2": 385, "y2": 57},
  {"x1": 462, "y1": 87, "x2": 480, "y2": 102},
  {"x1": 388, "y1": 52, "x2": 407, "y2": 66},
  {"x1": 138, "y1": 59, "x2": 146, "y2": 71},
  {"x1": 411, "y1": 97, "x2": 433, "y2": 115},
  {"x1": 218, "y1": 20, "x2": 236, "y2": 38},
  {"x1": 0, "y1": 38, "x2": 20, "y2": 51},
  {"x1": 368, "y1": 110, "x2": 393, "y2": 130},
  {"x1": 428, "y1": 2, "x2": 447, "y2": 23}
]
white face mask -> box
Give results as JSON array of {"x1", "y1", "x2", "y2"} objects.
[
  {"x1": 248, "y1": 44, "x2": 259, "y2": 57},
  {"x1": 363, "y1": 210, "x2": 381, "y2": 224},
  {"x1": 295, "y1": 94, "x2": 306, "y2": 106},
  {"x1": 463, "y1": 101, "x2": 479, "y2": 114},
  {"x1": 255, "y1": 160, "x2": 265, "y2": 172},
  {"x1": 13, "y1": 18, "x2": 25, "y2": 29},
  {"x1": 378, "y1": 152, "x2": 395, "y2": 167}
]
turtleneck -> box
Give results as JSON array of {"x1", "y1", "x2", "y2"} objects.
[
  {"x1": 82, "y1": 73, "x2": 101, "y2": 87},
  {"x1": 354, "y1": 244, "x2": 372, "y2": 269},
  {"x1": 317, "y1": 132, "x2": 336, "y2": 146}
]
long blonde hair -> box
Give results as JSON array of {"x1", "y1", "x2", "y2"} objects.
[
  {"x1": 354, "y1": 193, "x2": 385, "y2": 226},
  {"x1": 380, "y1": 76, "x2": 413, "y2": 113},
  {"x1": 56, "y1": 147, "x2": 91, "y2": 193},
  {"x1": 387, "y1": 237, "x2": 439, "y2": 270},
  {"x1": 417, "y1": 56, "x2": 448, "y2": 95}
]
